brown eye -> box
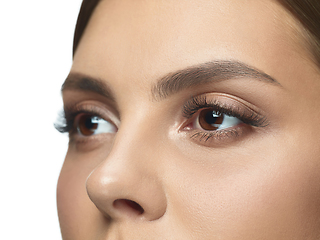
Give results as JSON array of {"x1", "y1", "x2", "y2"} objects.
[
  {"x1": 197, "y1": 109, "x2": 241, "y2": 131},
  {"x1": 198, "y1": 109, "x2": 224, "y2": 131},
  {"x1": 75, "y1": 113, "x2": 116, "y2": 136}
]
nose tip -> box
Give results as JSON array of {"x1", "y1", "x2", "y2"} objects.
[{"x1": 86, "y1": 162, "x2": 167, "y2": 222}]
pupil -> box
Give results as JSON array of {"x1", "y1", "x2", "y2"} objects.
[
  {"x1": 85, "y1": 117, "x2": 95, "y2": 129},
  {"x1": 77, "y1": 114, "x2": 99, "y2": 136},
  {"x1": 198, "y1": 109, "x2": 224, "y2": 131},
  {"x1": 205, "y1": 111, "x2": 220, "y2": 124}
]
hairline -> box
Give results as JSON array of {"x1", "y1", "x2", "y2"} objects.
[{"x1": 72, "y1": 0, "x2": 320, "y2": 68}]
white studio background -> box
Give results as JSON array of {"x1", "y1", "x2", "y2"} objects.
[{"x1": 0, "y1": 1, "x2": 82, "y2": 239}]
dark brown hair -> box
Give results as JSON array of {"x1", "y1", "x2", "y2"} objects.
[
  {"x1": 73, "y1": 0, "x2": 100, "y2": 56},
  {"x1": 278, "y1": 0, "x2": 320, "y2": 66},
  {"x1": 73, "y1": 0, "x2": 320, "y2": 65}
]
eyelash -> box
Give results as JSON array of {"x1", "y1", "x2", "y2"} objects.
[
  {"x1": 55, "y1": 107, "x2": 105, "y2": 135},
  {"x1": 181, "y1": 95, "x2": 268, "y2": 142},
  {"x1": 55, "y1": 96, "x2": 268, "y2": 146}
]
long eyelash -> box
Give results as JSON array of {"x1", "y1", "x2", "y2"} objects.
[
  {"x1": 182, "y1": 95, "x2": 268, "y2": 127},
  {"x1": 54, "y1": 108, "x2": 78, "y2": 134},
  {"x1": 54, "y1": 106, "x2": 103, "y2": 134},
  {"x1": 54, "y1": 110, "x2": 69, "y2": 133}
]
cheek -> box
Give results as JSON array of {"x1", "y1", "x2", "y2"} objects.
[
  {"x1": 166, "y1": 139, "x2": 320, "y2": 239},
  {"x1": 56, "y1": 152, "x2": 107, "y2": 239}
]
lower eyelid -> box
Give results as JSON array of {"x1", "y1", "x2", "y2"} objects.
[
  {"x1": 187, "y1": 124, "x2": 250, "y2": 147},
  {"x1": 69, "y1": 128, "x2": 116, "y2": 148},
  {"x1": 180, "y1": 99, "x2": 263, "y2": 147},
  {"x1": 63, "y1": 103, "x2": 119, "y2": 147}
]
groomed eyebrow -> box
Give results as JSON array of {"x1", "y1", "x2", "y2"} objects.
[
  {"x1": 62, "y1": 60, "x2": 280, "y2": 102},
  {"x1": 61, "y1": 73, "x2": 115, "y2": 102},
  {"x1": 152, "y1": 60, "x2": 280, "y2": 101}
]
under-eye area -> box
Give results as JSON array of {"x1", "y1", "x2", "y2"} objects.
[{"x1": 56, "y1": 0, "x2": 320, "y2": 239}]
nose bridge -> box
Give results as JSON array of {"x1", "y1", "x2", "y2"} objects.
[{"x1": 86, "y1": 114, "x2": 167, "y2": 221}]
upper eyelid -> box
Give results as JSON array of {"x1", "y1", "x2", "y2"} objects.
[
  {"x1": 56, "y1": 102, "x2": 120, "y2": 135},
  {"x1": 182, "y1": 95, "x2": 269, "y2": 126},
  {"x1": 60, "y1": 93, "x2": 267, "y2": 131},
  {"x1": 64, "y1": 105, "x2": 105, "y2": 121},
  {"x1": 65, "y1": 101, "x2": 120, "y2": 123},
  {"x1": 183, "y1": 94, "x2": 263, "y2": 115},
  {"x1": 182, "y1": 96, "x2": 232, "y2": 118}
]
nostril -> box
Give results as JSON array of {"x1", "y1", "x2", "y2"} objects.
[{"x1": 113, "y1": 199, "x2": 144, "y2": 215}]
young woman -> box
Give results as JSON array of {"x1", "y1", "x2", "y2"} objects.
[{"x1": 56, "y1": 0, "x2": 320, "y2": 239}]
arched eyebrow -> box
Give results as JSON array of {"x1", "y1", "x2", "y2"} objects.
[
  {"x1": 151, "y1": 60, "x2": 280, "y2": 101},
  {"x1": 61, "y1": 73, "x2": 116, "y2": 102},
  {"x1": 61, "y1": 60, "x2": 280, "y2": 102}
]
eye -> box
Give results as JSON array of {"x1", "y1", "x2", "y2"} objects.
[
  {"x1": 195, "y1": 109, "x2": 242, "y2": 131},
  {"x1": 75, "y1": 113, "x2": 117, "y2": 136}
]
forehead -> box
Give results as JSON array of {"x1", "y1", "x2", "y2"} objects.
[{"x1": 71, "y1": 0, "x2": 308, "y2": 92}]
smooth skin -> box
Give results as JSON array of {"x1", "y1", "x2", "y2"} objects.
[{"x1": 57, "y1": 0, "x2": 320, "y2": 239}]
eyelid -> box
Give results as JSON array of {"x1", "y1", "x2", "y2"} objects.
[
  {"x1": 182, "y1": 93, "x2": 268, "y2": 125},
  {"x1": 61, "y1": 101, "x2": 120, "y2": 142},
  {"x1": 179, "y1": 93, "x2": 269, "y2": 146},
  {"x1": 66, "y1": 101, "x2": 120, "y2": 125}
]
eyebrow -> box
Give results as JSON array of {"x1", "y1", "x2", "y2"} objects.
[
  {"x1": 152, "y1": 60, "x2": 280, "y2": 100},
  {"x1": 62, "y1": 60, "x2": 280, "y2": 102},
  {"x1": 62, "y1": 73, "x2": 116, "y2": 102}
]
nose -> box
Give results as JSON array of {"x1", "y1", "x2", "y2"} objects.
[{"x1": 86, "y1": 131, "x2": 167, "y2": 222}]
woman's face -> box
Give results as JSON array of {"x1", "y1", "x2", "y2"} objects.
[{"x1": 57, "y1": 0, "x2": 320, "y2": 239}]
